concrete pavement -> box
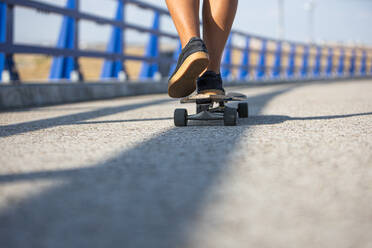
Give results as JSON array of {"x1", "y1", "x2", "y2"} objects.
[{"x1": 0, "y1": 80, "x2": 371, "y2": 248}]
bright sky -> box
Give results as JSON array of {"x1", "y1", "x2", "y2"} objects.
[{"x1": 14, "y1": 0, "x2": 372, "y2": 47}]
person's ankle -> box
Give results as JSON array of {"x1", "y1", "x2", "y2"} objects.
[
  {"x1": 182, "y1": 36, "x2": 202, "y2": 48},
  {"x1": 203, "y1": 70, "x2": 220, "y2": 75}
]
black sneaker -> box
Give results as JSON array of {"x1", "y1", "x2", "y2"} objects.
[
  {"x1": 197, "y1": 71, "x2": 225, "y2": 95},
  {"x1": 168, "y1": 37, "x2": 209, "y2": 98}
]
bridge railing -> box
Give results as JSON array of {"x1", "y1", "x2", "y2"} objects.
[{"x1": 0, "y1": 0, "x2": 371, "y2": 83}]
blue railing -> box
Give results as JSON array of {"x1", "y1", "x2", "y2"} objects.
[{"x1": 0, "y1": 0, "x2": 371, "y2": 83}]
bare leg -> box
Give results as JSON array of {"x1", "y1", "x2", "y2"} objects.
[
  {"x1": 202, "y1": 0, "x2": 238, "y2": 73},
  {"x1": 165, "y1": 0, "x2": 200, "y2": 48}
]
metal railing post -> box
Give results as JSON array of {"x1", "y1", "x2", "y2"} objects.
[
  {"x1": 140, "y1": 11, "x2": 160, "y2": 80},
  {"x1": 49, "y1": 0, "x2": 80, "y2": 81},
  {"x1": 256, "y1": 39, "x2": 267, "y2": 79},
  {"x1": 313, "y1": 46, "x2": 321, "y2": 78},
  {"x1": 0, "y1": 2, "x2": 7, "y2": 82},
  {"x1": 349, "y1": 48, "x2": 356, "y2": 77},
  {"x1": 221, "y1": 35, "x2": 232, "y2": 80},
  {"x1": 359, "y1": 50, "x2": 367, "y2": 76},
  {"x1": 72, "y1": 0, "x2": 83, "y2": 81},
  {"x1": 238, "y1": 36, "x2": 250, "y2": 81},
  {"x1": 325, "y1": 47, "x2": 333, "y2": 77},
  {"x1": 300, "y1": 45, "x2": 309, "y2": 78},
  {"x1": 272, "y1": 41, "x2": 282, "y2": 78},
  {"x1": 337, "y1": 47, "x2": 345, "y2": 77},
  {"x1": 0, "y1": 2, "x2": 19, "y2": 83},
  {"x1": 286, "y1": 43, "x2": 296, "y2": 78},
  {"x1": 101, "y1": 0, "x2": 126, "y2": 81}
]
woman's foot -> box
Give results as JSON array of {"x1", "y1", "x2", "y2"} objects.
[
  {"x1": 197, "y1": 70, "x2": 225, "y2": 95},
  {"x1": 168, "y1": 37, "x2": 209, "y2": 98}
]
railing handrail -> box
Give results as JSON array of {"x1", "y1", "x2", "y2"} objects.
[
  {"x1": 1, "y1": 0, "x2": 178, "y2": 39},
  {"x1": 2, "y1": 0, "x2": 371, "y2": 51},
  {"x1": 0, "y1": 0, "x2": 371, "y2": 83}
]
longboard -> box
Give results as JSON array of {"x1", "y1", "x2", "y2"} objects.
[
  {"x1": 180, "y1": 92, "x2": 247, "y2": 104},
  {"x1": 174, "y1": 92, "x2": 249, "y2": 126}
]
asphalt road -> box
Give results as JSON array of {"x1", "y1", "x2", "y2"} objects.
[{"x1": 0, "y1": 80, "x2": 371, "y2": 248}]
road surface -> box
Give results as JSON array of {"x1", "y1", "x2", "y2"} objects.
[{"x1": 0, "y1": 80, "x2": 371, "y2": 248}]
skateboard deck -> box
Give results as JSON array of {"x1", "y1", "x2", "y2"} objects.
[
  {"x1": 180, "y1": 92, "x2": 247, "y2": 104},
  {"x1": 174, "y1": 92, "x2": 249, "y2": 126}
]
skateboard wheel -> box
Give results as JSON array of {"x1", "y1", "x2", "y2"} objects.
[
  {"x1": 174, "y1": 108, "x2": 188, "y2": 127},
  {"x1": 238, "y1": 102, "x2": 249, "y2": 118},
  {"x1": 224, "y1": 107, "x2": 237, "y2": 126}
]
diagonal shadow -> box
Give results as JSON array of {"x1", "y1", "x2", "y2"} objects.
[
  {"x1": 0, "y1": 98, "x2": 172, "y2": 138},
  {"x1": 74, "y1": 117, "x2": 173, "y2": 124},
  {"x1": 241, "y1": 112, "x2": 372, "y2": 126},
  {"x1": 2, "y1": 106, "x2": 106, "y2": 113},
  {"x1": 0, "y1": 85, "x2": 298, "y2": 248}
]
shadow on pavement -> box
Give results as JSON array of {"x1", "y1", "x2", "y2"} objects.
[
  {"x1": 241, "y1": 112, "x2": 372, "y2": 126},
  {"x1": 0, "y1": 85, "x2": 298, "y2": 247},
  {"x1": 74, "y1": 117, "x2": 173, "y2": 124},
  {"x1": 0, "y1": 99, "x2": 172, "y2": 138}
]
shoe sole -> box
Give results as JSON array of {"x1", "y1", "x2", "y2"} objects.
[{"x1": 168, "y1": 51, "x2": 209, "y2": 98}]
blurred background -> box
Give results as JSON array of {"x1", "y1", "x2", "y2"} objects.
[{"x1": 7, "y1": 0, "x2": 372, "y2": 81}]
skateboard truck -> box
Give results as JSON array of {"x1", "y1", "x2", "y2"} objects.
[{"x1": 174, "y1": 92, "x2": 249, "y2": 126}]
